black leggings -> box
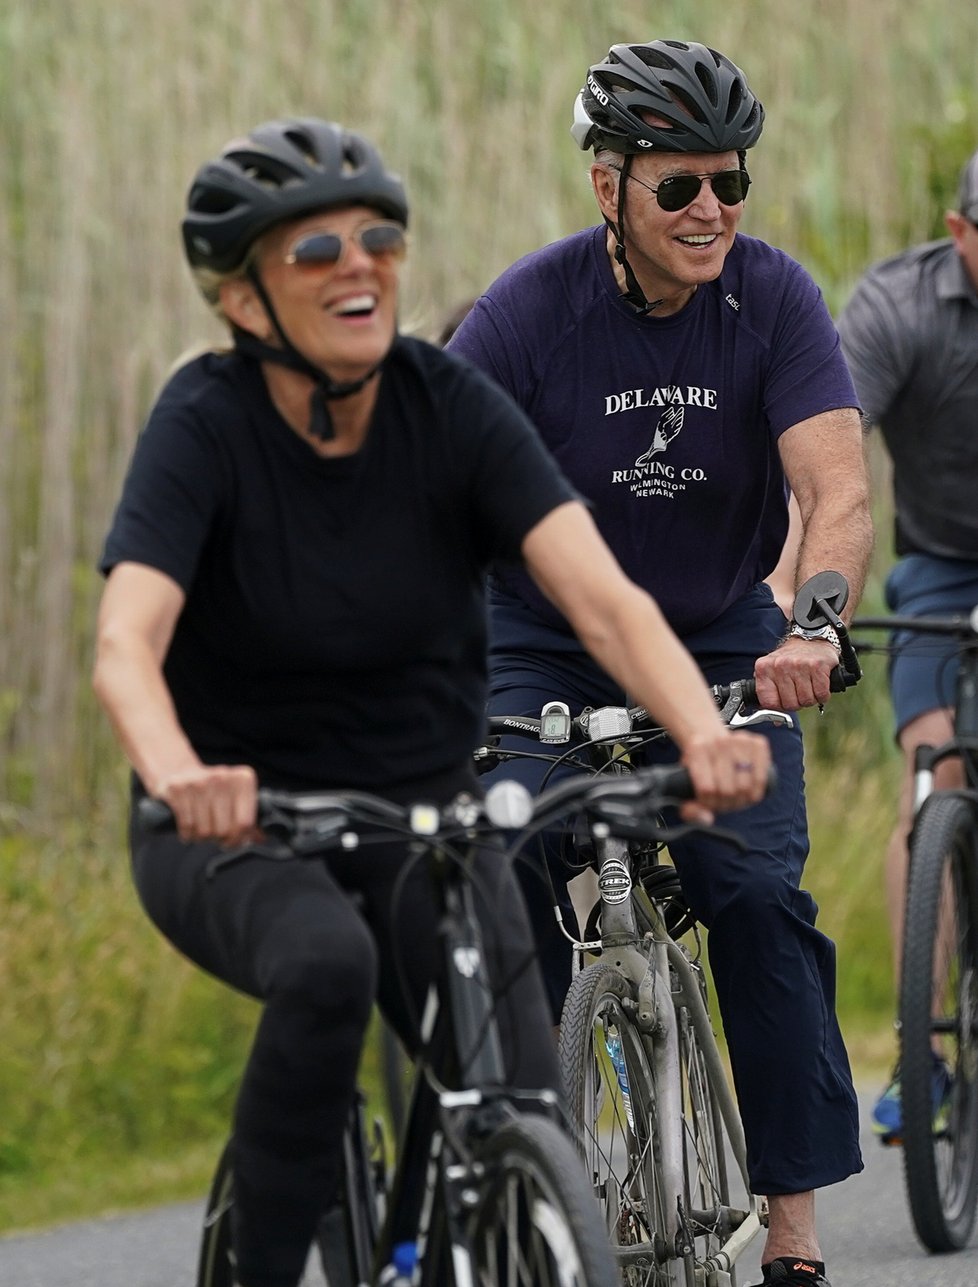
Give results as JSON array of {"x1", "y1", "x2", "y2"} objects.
[{"x1": 129, "y1": 774, "x2": 559, "y2": 1287}]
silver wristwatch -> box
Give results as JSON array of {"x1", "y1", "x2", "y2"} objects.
[{"x1": 787, "y1": 622, "x2": 842, "y2": 654}]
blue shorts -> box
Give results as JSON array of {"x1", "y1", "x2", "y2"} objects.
[{"x1": 885, "y1": 554, "x2": 978, "y2": 736}]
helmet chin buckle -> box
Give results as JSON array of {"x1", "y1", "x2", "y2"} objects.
[{"x1": 309, "y1": 391, "x2": 336, "y2": 441}]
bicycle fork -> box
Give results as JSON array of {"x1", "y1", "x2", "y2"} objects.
[
  {"x1": 595, "y1": 838, "x2": 689, "y2": 1256},
  {"x1": 594, "y1": 837, "x2": 762, "y2": 1280}
]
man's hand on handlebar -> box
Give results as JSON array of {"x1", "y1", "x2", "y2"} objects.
[
  {"x1": 680, "y1": 729, "x2": 772, "y2": 824},
  {"x1": 753, "y1": 636, "x2": 840, "y2": 712},
  {"x1": 754, "y1": 570, "x2": 861, "y2": 710}
]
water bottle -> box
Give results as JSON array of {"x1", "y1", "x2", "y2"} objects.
[
  {"x1": 379, "y1": 1239, "x2": 419, "y2": 1285},
  {"x1": 605, "y1": 1032, "x2": 634, "y2": 1129}
]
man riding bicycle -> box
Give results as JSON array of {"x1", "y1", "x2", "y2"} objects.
[
  {"x1": 448, "y1": 38, "x2": 873, "y2": 1287},
  {"x1": 837, "y1": 144, "x2": 978, "y2": 1146}
]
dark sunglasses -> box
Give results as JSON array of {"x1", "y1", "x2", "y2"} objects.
[
  {"x1": 283, "y1": 221, "x2": 408, "y2": 271},
  {"x1": 617, "y1": 167, "x2": 751, "y2": 213}
]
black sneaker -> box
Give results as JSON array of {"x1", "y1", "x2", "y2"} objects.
[{"x1": 749, "y1": 1256, "x2": 830, "y2": 1285}]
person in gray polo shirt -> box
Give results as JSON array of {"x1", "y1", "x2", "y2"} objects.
[{"x1": 837, "y1": 146, "x2": 978, "y2": 1144}]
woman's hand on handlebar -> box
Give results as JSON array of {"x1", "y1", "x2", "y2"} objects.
[
  {"x1": 679, "y1": 729, "x2": 771, "y2": 823},
  {"x1": 151, "y1": 763, "x2": 259, "y2": 846}
]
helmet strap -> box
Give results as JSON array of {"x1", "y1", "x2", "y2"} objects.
[
  {"x1": 606, "y1": 155, "x2": 663, "y2": 316},
  {"x1": 235, "y1": 267, "x2": 385, "y2": 440}
]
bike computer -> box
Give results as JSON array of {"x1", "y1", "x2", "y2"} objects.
[{"x1": 540, "y1": 700, "x2": 571, "y2": 744}]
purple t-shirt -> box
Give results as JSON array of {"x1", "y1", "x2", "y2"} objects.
[{"x1": 450, "y1": 226, "x2": 857, "y2": 637}]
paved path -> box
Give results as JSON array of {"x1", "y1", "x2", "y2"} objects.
[{"x1": 2, "y1": 1093, "x2": 978, "y2": 1285}]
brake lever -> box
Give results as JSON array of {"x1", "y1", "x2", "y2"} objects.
[
  {"x1": 205, "y1": 839, "x2": 294, "y2": 879},
  {"x1": 728, "y1": 706, "x2": 793, "y2": 730},
  {"x1": 716, "y1": 680, "x2": 792, "y2": 730}
]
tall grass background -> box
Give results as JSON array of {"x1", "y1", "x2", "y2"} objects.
[{"x1": 2, "y1": 0, "x2": 977, "y2": 1227}]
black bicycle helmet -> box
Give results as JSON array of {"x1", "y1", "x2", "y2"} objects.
[
  {"x1": 182, "y1": 117, "x2": 408, "y2": 274},
  {"x1": 572, "y1": 40, "x2": 764, "y2": 155},
  {"x1": 182, "y1": 119, "x2": 409, "y2": 440}
]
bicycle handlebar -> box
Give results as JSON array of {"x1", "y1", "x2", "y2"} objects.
[
  {"x1": 135, "y1": 764, "x2": 705, "y2": 854},
  {"x1": 479, "y1": 679, "x2": 789, "y2": 750},
  {"x1": 853, "y1": 611, "x2": 978, "y2": 640}
]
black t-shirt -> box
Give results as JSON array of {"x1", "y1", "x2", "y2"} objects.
[{"x1": 100, "y1": 337, "x2": 575, "y2": 790}]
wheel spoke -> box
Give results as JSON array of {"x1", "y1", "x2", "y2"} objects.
[{"x1": 469, "y1": 1116, "x2": 618, "y2": 1286}]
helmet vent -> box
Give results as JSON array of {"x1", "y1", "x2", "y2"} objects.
[
  {"x1": 190, "y1": 185, "x2": 240, "y2": 215},
  {"x1": 725, "y1": 80, "x2": 744, "y2": 123},
  {"x1": 694, "y1": 64, "x2": 720, "y2": 109},
  {"x1": 667, "y1": 84, "x2": 705, "y2": 125},
  {"x1": 283, "y1": 127, "x2": 321, "y2": 169},
  {"x1": 633, "y1": 45, "x2": 674, "y2": 71}
]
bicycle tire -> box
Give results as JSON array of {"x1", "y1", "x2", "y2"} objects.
[
  {"x1": 900, "y1": 792, "x2": 978, "y2": 1252},
  {"x1": 380, "y1": 1018, "x2": 410, "y2": 1143},
  {"x1": 196, "y1": 1141, "x2": 235, "y2": 1287},
  {"x1": 468, "y1": 1113, "x2": 620, "y2": 1286},
  {"x1": 676, "y1": 993, "x2": 736, "y2": 1286},
  {"x1": 196, "y1": 1116, "x2": 382, "y2": 1287},
  {"x1": 558, "y1": 960, "x2": 680, "y2": 1286}
]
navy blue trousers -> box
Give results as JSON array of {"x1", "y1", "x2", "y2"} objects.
[{"x1": 485, "y1": 586, "x2": 863, "y2": 1195}]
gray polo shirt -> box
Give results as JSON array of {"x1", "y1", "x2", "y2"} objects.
[{"x1": 837, "y1": 238, "x2": 978, "y2": 559}]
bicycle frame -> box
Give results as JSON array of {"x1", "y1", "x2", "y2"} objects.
[
  {"x1": 375, "y1": 839, "x2": 562, "y2": 1282},
  {"x1": 140, "y1": 786, "x2": 607, "y2": 1287}
]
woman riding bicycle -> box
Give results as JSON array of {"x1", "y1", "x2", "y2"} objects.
[{"x1": 92, "y1": 117, "x2": 768, "y2": 1287}]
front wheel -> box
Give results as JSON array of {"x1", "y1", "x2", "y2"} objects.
[
  {"x1": 558, "y1": 961, "x2": 679, "y2": 1285},
  {"x1": 468, "y1": 1114, "x2": 619, "y2": 1286},
  {"x1": 901, "y1": 792, "x2": 978, "y2": 1252}
]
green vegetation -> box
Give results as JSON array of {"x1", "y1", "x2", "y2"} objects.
[{"x1": 2, "y1": 0, "x2": 977, "y2": 1232}]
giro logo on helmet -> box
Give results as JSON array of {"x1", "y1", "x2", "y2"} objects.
[{"x1": 586, "y1": 73, "x2": 610, "y2": 107}]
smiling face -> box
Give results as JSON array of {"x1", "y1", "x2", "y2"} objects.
[
  {"x1": 224, "y1": 205, "x2": 404, "y2": 382},
  {"x1": 592, "y1": 149, "x2": 745, "y2": 315}
]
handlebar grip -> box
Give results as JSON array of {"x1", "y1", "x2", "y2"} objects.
[
  {"x1": 137, "y1": 796, "x2": 177, "y2": 832},
  {"x1": 731, "y1": 669, "x2": 847, "y2": 702},
  {"x1": 661, "y1": 763, "x2": 779, "y2": 800},
  {"x1": 737, "y1": 678, "x2": 757, "y2": 705},
  {"x1": 646, "y1": 763, "x2": 694, "y2": 800}
]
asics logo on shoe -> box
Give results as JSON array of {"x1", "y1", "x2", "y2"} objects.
[{"x1": 793, "y1": 1265, "x2": 817, "y2": 1275}]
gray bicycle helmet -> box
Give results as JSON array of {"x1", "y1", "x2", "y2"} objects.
[
  {"x1": 183, "y1": 117, "x2": 408, "y2": 274},
  {"x1": 572, "y1": 40, "x2": 764, "y2": 155}
]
